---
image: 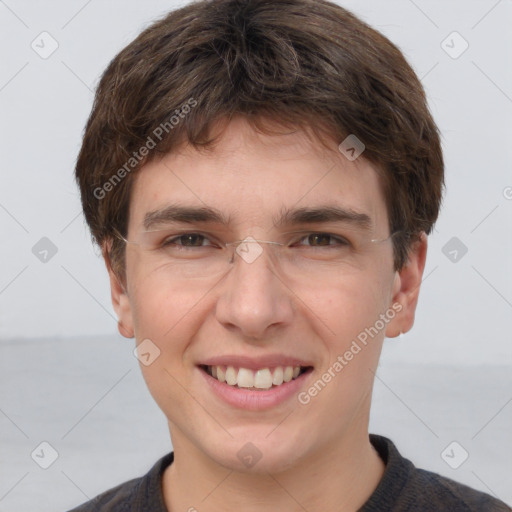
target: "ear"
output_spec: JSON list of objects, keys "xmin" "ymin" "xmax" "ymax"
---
[
  {"xmin": 385, "ymin": 232, "xmax": 428, "ymax": 338},
  {"xmin": 102, "ymin": 241, "xmax": 134, "ymax": 339}
]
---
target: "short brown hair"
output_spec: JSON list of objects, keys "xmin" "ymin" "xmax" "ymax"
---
[{"xmin": 75, "ymin": 0, "xmax": 444, "ymax": 279}]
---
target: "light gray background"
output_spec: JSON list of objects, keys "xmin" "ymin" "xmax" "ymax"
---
[{"xmin": 0, "ymin": 0, "xmax": 511, "ymax": 510}]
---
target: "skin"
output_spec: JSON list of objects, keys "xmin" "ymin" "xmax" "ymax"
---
[{"xmin": 105, "ymin": 116, "xmax": 427, "ymax": 511}]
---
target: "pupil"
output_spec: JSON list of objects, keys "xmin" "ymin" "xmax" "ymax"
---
[
  {"xmin": 309, "ymin": 234, "xmax": 329, "ymax": 246},
  {"xmin": 183, "ymin": 234, "xmax": 203, "ymax": 246}
]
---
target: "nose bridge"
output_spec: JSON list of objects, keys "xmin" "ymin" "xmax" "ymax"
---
[
  {"xmin": 215, "ymin": 236, "xmax": 293, "ymax": 338},
  {"xmin": 228, "ymin": 236, "xmax": 282, "ymax": 265}
]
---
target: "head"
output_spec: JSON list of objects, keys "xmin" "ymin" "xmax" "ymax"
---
[{"xmin": 75, "ymin": 0, "xmax": 443, "ymax": 473}]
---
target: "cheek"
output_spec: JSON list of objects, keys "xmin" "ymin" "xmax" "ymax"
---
[
  {"xmin": 128, "ymin": 262, "xmax": 208, "ymax": 338},
  {"xmin": 303, "ymin": 277, "xmax": 389, "ymax": 414},
  {"xmin": 129, "ymin": 275, "xmax": 203, "ymax": 412},
  {"xmin": 311, "ymin": 271, "xmax": 390, "ymax": 347}
]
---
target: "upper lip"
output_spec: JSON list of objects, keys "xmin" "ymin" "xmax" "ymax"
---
[{"xmin": 198, "ymin": 355, "xmax": 314, "ymax": 371}]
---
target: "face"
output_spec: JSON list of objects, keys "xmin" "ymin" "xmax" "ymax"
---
[{"xmin": 108, "ymin": 116, "xmax": 426, "ymax": 473}]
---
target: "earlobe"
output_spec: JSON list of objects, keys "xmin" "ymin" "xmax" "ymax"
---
[
  {"xmin": 385, "ymin": 232, "xmax": 428, "ymax": 338},
  {"xmin": 102, "ymin": 242, "xmax": 135, "ymax": 339}
]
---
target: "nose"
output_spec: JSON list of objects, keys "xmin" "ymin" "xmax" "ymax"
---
[{"xmin": 214, "ymin": 240, "xmax": 294, "ymax": 340}]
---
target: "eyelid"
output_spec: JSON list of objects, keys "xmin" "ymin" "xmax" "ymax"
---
[
  {"xmin": 151, "ymin": 229, "xmax": 356, "ymax": 246},
  {"xmin": 281, "ymin": 228, "xmax": 351, "ymax": 237},
  {"xmin": 162, "ymin": 232, "xmax": 219, "ymax": 247},
  {"xmin": 291, "ymin": 232, "xmax": 350, "ymax": 246}
]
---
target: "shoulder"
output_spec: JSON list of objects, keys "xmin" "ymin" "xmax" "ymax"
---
[
  {"xmin": 365, "ymin": 435, "xmax": 510, "ymax": 512},
  {"xmin": 67, "ymin": 452, "xmax": 174, "ymax": 512},
  {"xmin": 67, "ymin": 477, "xmax": 139, "ymax": 511},
  {"xmin": 409, "ymin": 467, "xmax": 510, "ymax": 511}
]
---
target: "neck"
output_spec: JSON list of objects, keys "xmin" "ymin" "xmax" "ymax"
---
[{"xmin": 162, "ymin": 427, "xmax": 385, "ymax": 512}]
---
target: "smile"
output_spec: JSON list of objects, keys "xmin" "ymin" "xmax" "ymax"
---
[{"xmin": 201, "ymin": 365, "xmax": 311, "ymax": 390}]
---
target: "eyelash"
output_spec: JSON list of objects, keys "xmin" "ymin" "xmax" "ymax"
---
[{"xmin": 160, "ymin": 232, "xmax": 350, "ymax": 249}]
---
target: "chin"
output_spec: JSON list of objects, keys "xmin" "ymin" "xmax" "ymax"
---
[{"xmin": 203, "ymin": 430, "xmax": 307, "ymax": 475}]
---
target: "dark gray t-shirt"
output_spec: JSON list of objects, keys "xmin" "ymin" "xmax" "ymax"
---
[{"xmin": 68, "ymin": 435, "xmax": 510, "ymax": 511}]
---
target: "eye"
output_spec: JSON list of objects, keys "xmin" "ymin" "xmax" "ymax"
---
[
  {"xmin": 295, "ymin": 233, "xmax": 350, "ymax": 248},
  {"xmin": 162, "ymin": 233, "xmax": 214, "ymax": 248}
]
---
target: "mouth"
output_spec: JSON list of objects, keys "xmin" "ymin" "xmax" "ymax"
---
[{"xmin": 199, "ymin": 364, "xmax": 313, "ymax": 391}]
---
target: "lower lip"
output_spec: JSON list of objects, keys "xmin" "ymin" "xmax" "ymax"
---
[{"xmin": 198, "ymin": 367, "xmax": 312, "ymax": 411}]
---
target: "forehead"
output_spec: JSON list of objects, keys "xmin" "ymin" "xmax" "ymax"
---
[{"xmin": 128, "ymin": 117, "xmax": 389, "ymax": 233}]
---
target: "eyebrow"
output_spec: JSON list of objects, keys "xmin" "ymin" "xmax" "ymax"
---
[
  {"xmin": 143, "ymin": 204, "xmax": 373, "ymax": 231},
  {"xmin": 143, "ymin": 206, "xmax": 230, "ymax": 230},
  {"xmin": 273, "ymin": 205, "xmax": 373, "ymax": 230}
]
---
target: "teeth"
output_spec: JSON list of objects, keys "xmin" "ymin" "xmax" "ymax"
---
[
  {"xmin": 272, "ymin": 366, "xmax": 284, "ymax": 386},
  {"xmin": 225, "ymin": 366, "xmax": 237, "ymax": 386},
  {"xmin": 237, "ymin": 368, "xmax": 254, "ymax": 388},
  {"xmin": 254, "ymin": 368, "xmax": 273, "ymax": 389},
  {"xmin": 206, "ymin": 365, "xmax": 304, "ymax": 389},
  {"xmin": 283, "ymin": 366, "xmax": 294, "ymax": 382}
]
